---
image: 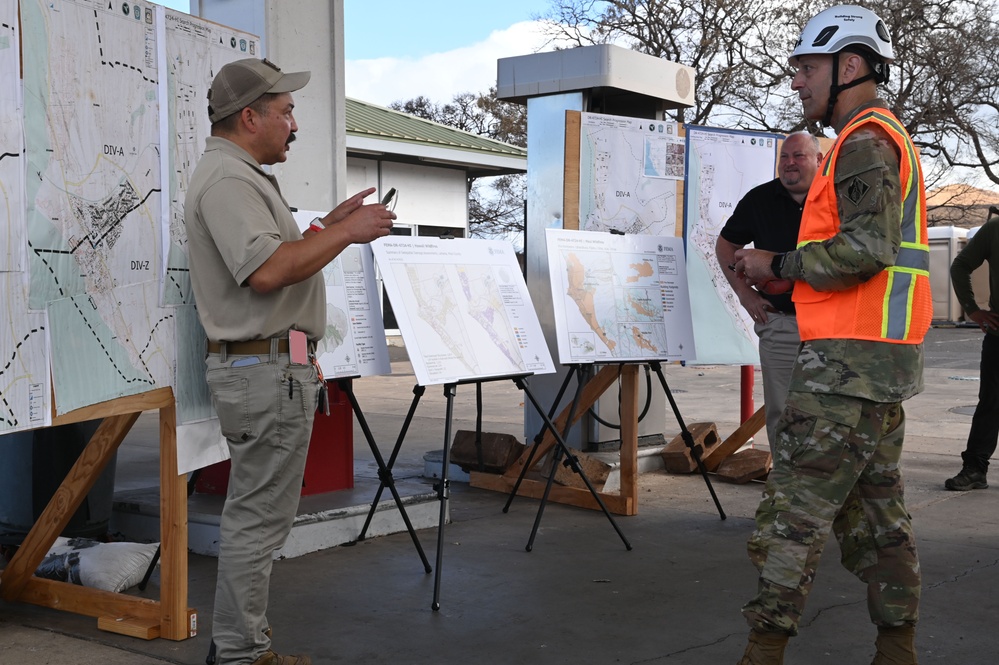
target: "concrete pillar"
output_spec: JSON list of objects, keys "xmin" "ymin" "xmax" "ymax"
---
[
  {"xmin": 497, "ymin": 45, "xmax": 695, "ymax": 449},
  {"xmin": 191, "ymin": 0, "xmax": 346, "ymax": 210}
]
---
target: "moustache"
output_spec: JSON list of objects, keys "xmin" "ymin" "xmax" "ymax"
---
[{"xmin": 287, "ymin": 132, "xmax": 296, "ymax": 144}]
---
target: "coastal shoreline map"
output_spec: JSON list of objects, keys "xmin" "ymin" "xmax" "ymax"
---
[
  {"xmin": 546, "ymin": 228, "xmax": 695, "ymax": 364},
  {"xmin": 684, "ymin": 126, "xmax": 778, "ymax": 364}
]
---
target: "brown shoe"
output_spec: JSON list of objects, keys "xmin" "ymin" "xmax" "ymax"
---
[
  {"xmin": 738, "ymin": 629, "xmax": 789, "ymax": 665},
  {"xmin": 250, "ymin": 650, "xmax": 312, "ymax": 665},
  {"xmin": 872, "ymin": 624, "xmax": 918, "ymax": 664}
]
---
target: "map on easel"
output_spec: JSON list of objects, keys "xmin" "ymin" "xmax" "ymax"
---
[
  {"xmin": 371, "ymin": 236, "xmax": 555, "ymax": 386},
  {"xmin": 291, "ymin": 211, "xmax": 390, "ymax": 379},
  {"xmin": 546, "ymin": 228, "xmax": 696, "ymax": 364}
]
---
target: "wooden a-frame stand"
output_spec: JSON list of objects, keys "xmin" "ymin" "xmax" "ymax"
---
[
  {"xmin": 0, "ymin": 387, "xmax": 195, "ymax": 641},
  {"xmin": 470, "ymin": 364, "xmax": 642, "ymax": 516}
]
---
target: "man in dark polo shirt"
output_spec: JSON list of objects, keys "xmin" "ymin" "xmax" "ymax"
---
[{"xmin": 715, "ymin": 131, "xmax": 823, "ymax": 452}]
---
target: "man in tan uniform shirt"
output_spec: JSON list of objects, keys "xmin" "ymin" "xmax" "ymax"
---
[{"xmin": 184, "ymin": 58, "xmax": 394, "ymax": 665}]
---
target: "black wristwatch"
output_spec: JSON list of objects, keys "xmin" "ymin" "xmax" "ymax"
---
[{"xmin": 771, "ymin": 253, "xmax": 787, "ymax": 279}]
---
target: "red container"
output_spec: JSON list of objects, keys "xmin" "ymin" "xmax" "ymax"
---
[{"xmin": 195, "ymin": 381, "xmax": 354, "ymax": 496}]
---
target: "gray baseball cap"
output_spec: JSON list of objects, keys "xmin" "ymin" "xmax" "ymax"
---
[{"xmin": 207, "ymin": 58, "xmax": 311, "ymax": 123}]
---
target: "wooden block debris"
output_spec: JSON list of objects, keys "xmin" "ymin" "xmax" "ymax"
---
[
  {"xmin": 660, "ymin": 422, "xmax": 720, "ymax": 474},
  {"xmin": 702, "ymin": 406, "xmax": 766, "ymax": 472},
  {"xmin": 715, "ymin": 448, "xmax": 772, "ymax": 484},
  {"xmin": 450, "ymin": 430, "xmax": 525, "ymax": 473},
  {"xmin": 553, "ymin": 450, "xmax": 611, "ymax": 489}
]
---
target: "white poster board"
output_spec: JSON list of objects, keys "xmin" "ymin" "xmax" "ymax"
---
[
  {"xmin": 546, "ymin": 228, "xmax": 696, "ymax": 364},
  {"xmin": 683, "ymin": 126, "xmax": 779, "ymax": 364},
  {"xmin": 578, "ymin": 111, "xmax": 684, "ymax": 236},
  {"xmin": 160, "ymin": 6, "xmax": 259, "ymax": 306},
  {"xmin": 291, "ymin": 210, "xmax": 391, "ymax": 379},
  {"xmin": 371, "ymin": 236, "xmax": 555, "ymax": 386},
  {"xmin": 0, "ymin": 7, "xmax": 48, "ymax": 435}
]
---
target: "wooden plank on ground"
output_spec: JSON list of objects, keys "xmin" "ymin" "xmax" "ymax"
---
[
  {"xmin": 470, "ymin": 472, "xmax": 635, "ymax": 516},
  {"xmin": 98, "ymin": 615, "xmax": 162, "ymax": 640},
  {"xmin": 18, "ymin": 577, "xmax": 162, "ymax": 621},
  {"xmin": 701, "ymin": 406, "xmax": 766, "ymax": 472}
]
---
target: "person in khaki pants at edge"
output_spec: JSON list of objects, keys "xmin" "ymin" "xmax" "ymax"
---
[{"xmin": 184, "ymin": 57, "xmax": 395, "ymax": 665}]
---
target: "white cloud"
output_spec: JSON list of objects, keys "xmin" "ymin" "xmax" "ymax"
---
[{"xmin": 345, "ymin": 21, "xmax": 553, "ymax": 107}]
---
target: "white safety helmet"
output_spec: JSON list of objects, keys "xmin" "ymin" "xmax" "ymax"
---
[
  {"xmin": 790, "ymin": 5, "xmax": 893, "ymax": 125},
  {"xmin": 791, "ymin": 5, "xmax": 894, "ymax": 65}
]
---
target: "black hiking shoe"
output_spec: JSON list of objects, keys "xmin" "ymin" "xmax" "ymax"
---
[{"xmin": 945, "ymin": 467, "xmax": 988, "ymax": 491}]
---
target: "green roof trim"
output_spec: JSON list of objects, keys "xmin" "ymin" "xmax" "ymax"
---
[{"xmin": 345, "ymin": 97, "xmax": 527, "ymax": 159}]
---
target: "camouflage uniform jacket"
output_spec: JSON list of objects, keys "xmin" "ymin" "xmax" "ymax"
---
[
  {"xmin": 951, "ymin": 210, "xmax": 999, "ymax": 336},
  {"xmin": 780, "ymin": 99, "xmax": 924, "ymax": 403}
]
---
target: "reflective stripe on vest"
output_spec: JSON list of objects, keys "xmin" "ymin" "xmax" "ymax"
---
[{"xmin": 793, "ymin": 108, "xmax": 931, "ymax": 343}]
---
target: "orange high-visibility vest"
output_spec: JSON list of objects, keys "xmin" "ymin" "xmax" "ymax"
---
[{"xmin": 792, "ymin": 108, "xmax": 932, "ymax": 344}]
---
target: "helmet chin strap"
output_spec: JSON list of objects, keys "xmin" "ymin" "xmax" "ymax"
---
[{"xmin": 822, "ymin": 51, "xmax": 880, "ymax": 127}]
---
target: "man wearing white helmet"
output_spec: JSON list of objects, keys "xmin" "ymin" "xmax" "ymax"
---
[{"xmin": 732, "ymin": 5, "xmax": 931, "ymax": 664}]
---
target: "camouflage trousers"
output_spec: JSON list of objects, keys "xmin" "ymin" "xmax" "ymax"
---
[{"xmin": 742, "ymin": 390, "xmax": 920, "ymax": 636}]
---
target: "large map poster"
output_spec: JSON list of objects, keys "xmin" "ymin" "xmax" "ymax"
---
[
  {"xmin": 1, "ymin": 3, "xmax": 23, "ymax": 272},
  {"xmin": 372, "ymin": 237, "xmax": 554, "ymax": 386},
  {"xmin": 0, "ymin": 273, "xmax": 50, "ymax": 434},
  {"xmin": 578, "ymin": 111, "xmax": 684, "ymax": 236},
  {"xmin": 22, "ymin": 0, "xmax": 172, "ymax": 414},
  {"xmin": 546, "ymin": 228, "xmax": 695, "ymax": 364},
  {"xmin": 160, "ymin": 8, "xmax": 258, "ymax": 306},
  {"xmin": 0, "ymin": 6, "xmax": 48, "ymax": 435},
  {"xmin": 684, "ymin": 126, "xmax": 778, "ymax": 365}
]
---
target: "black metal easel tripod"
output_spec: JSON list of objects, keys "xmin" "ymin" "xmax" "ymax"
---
[
  {"xmin": 502, "ymin": 361, "xmax": 726, "ymax": 541},
  {"xmin": 430, "ymin": 371, "xmax": 634, "ymax": 610},
  {"xmin": 501, "ymin": 364, "xmax": 633, "ymax": 552},
  {"xmin": 648, "ymin": 360, "xmax": 726, "ymax": 520},
  {"xmin": 339, "ymin": 378, "xmax": 432, "ymax": 574}
]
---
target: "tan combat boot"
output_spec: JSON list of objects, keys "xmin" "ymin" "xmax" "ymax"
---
[
  {"xmin": 738, "ymin": 629, "xmax": 789, "ymax": 665},
  {"xmin": 871, "ymin": 624, "xmax": 918, "ymax": 664},
  {"xmin": 249, "ymin": 650, "xmax": 312, "ymax": 665}
]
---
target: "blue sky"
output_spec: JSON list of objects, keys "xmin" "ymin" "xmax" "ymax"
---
[
  {"xmin": 344, "ymin": 0, "xmax": 547, "ymax": 60},
  {"xmin": 157, "ymin": 1, "xmax": 556, "ymax": 106}
]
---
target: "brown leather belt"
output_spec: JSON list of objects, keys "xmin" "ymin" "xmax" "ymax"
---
[{"xmin": 207, "ymin": 339, "xmax": 289, "ymax": 355}]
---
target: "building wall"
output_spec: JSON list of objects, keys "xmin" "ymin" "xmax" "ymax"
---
[
  {"xmin": 346, "ymin": 157, "xmax": 468, "ymax": 233},
  {"xmin": 194, "ymin": 0, "xmax": 347, "ymax": 209}
]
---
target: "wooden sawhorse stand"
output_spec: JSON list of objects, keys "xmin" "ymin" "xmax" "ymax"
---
[
  {"xmin": 470, "ymin": 364, "xmax": 642, "ymax": 515},
  {"xmin": 0, "ymin": 387, "xmax": 196, "ymax": 641}
]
